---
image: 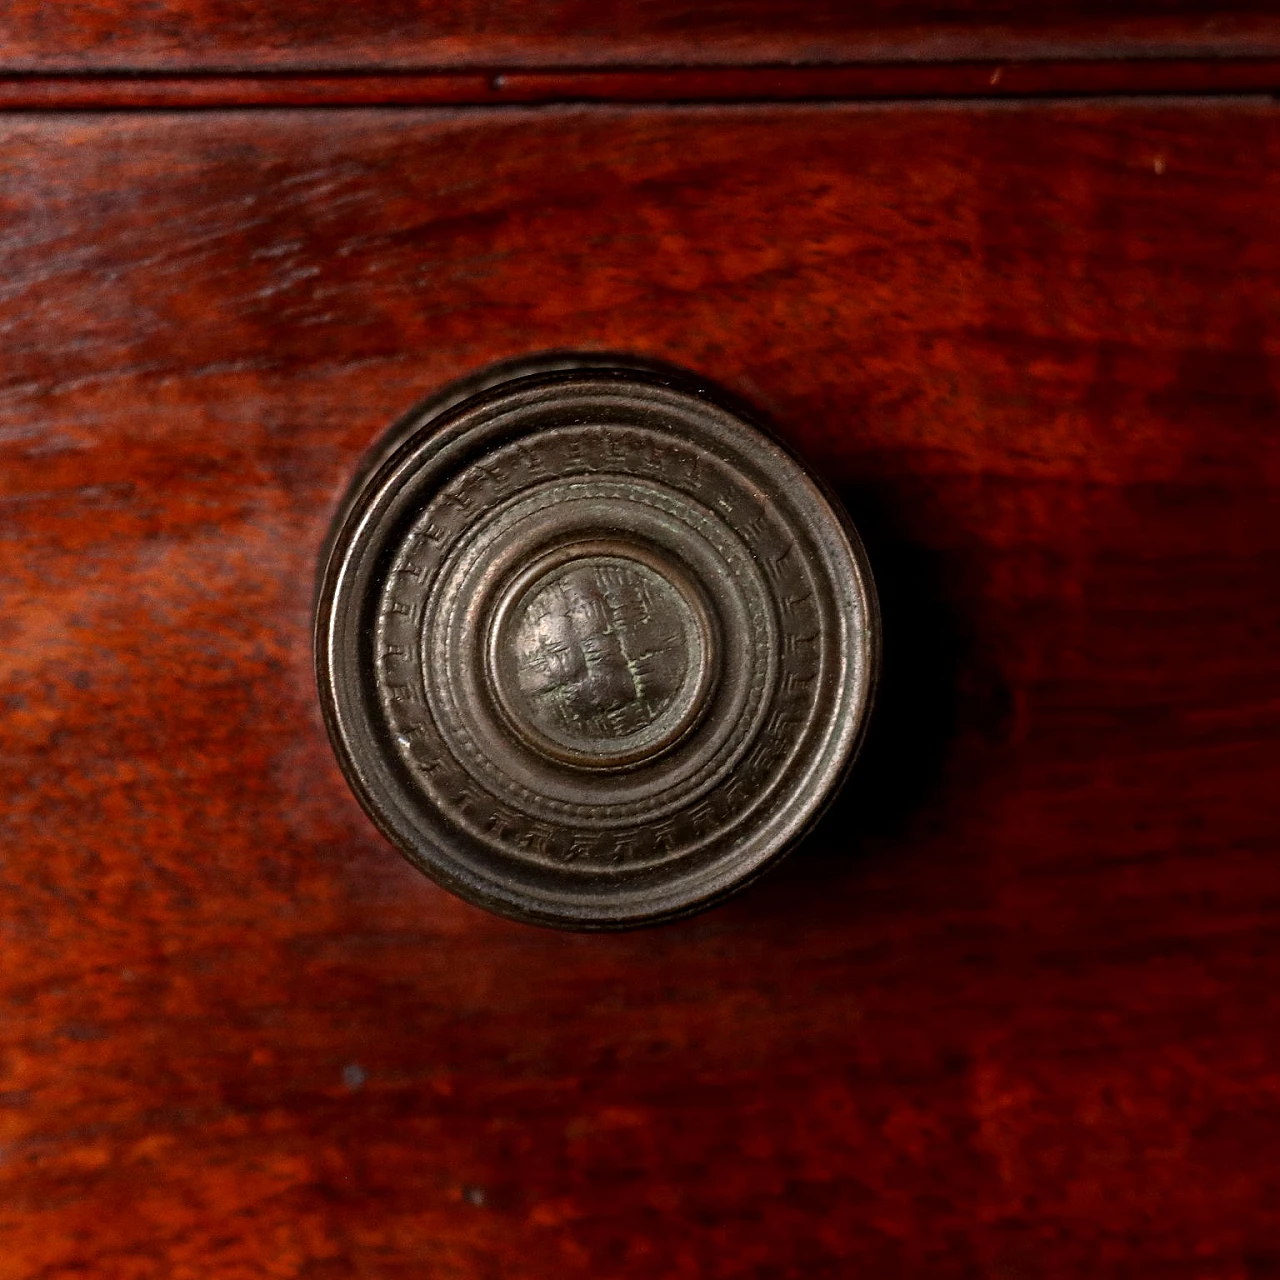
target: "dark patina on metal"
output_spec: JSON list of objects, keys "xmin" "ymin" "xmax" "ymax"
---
[{"xmin": 315, "ymin": 360, "xmax": 879, "ymax": 929}]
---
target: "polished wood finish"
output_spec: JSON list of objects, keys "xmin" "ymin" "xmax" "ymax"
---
[
  {"xmin": 1, "ymin": 1, "xmax": 1279, "ymax": 70},
  {"xmin": 1, "ymin": 101, "xmax": 1277, "ymax": 1276}
]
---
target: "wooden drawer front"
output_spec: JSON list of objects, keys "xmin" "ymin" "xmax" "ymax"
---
[
  {"xmin": 1, "ymin": 1, "xmax": 1278, "ymax": 71},
  {"xmin": 2, "ymin": 103, "xmax": 1278, "ymax": 1276}
]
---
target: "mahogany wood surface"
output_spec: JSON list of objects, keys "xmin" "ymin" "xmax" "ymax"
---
[
  {"xmin": 1, "ymin": 101, "xmax": 1279, "ymax": 1277},
  {"xmin": 2, "ymin": 1, "xmax": 1280, "ymax": 71}
]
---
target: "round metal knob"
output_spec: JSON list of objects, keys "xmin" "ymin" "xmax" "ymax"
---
[{"xmin": 315, "ymin": 360, "xmax": 879, "ymax": 929}]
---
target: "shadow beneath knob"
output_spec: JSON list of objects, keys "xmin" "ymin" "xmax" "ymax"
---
[{"xmin": 750, "ymin": 481, "xmax": 966, "ymax": 903}]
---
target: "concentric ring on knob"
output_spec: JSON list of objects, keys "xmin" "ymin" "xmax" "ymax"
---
[{"xmin": 315, "ymin": 359, "xmax": 879, "ymax": 930}]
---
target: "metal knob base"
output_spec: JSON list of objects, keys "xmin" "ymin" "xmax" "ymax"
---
[{"xmin": 316, "ymin": 359, "xmax": 879, "ymax": 929}]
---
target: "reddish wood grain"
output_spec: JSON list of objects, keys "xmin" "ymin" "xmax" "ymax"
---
[
  {"xmin": 6, "ymin": 58, "xmax": 1280, "ymax": 110},
  {"xmin": 0, "ymin": 102, "xmax": 1278, "ymax": 1277},
  {"xmin": 1, "ymin": 1, "xmax": 1279, "ymax": 71}
]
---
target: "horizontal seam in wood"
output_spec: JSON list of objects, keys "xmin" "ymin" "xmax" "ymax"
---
[{"xmin": 0, "ymin": 61, "xmax": 1277, "ymax": 110}]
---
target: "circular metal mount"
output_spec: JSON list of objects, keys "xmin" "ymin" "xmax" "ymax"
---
[{"xmin": 315, "ymin": 358, "xmax": 879, "ymax": 930}]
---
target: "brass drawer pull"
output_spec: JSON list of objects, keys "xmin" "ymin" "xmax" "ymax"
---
[{"xmin": 316, "ymin": 360, "xmax": 878, "ymax": 928}]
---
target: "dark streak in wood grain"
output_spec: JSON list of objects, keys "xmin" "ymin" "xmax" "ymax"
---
[{"xmin": 0, "ymin": 102, "xmax": 1278, "ymax": 1276}]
